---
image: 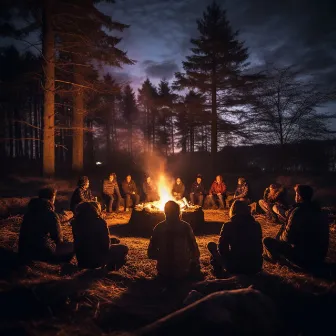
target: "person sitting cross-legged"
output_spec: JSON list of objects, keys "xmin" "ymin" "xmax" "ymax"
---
[
  {"xmin": 263, "ymin": 185, "xmax": 329, "ymax": 269},
  {"xmin": 171, "ymin": 177, "xmax": 185, "ymax": 201},
  {"xmin": 71, "ymin": 201, "xmax": 128, "ymax": 270},
  {"xmin": 70, "ymin": 176, "xmax": 95, "ymax": 213},
  {"xmin": 148, "ymin": 200, "xmax": 200, "ymax": 280},
  {"xmin": 259, "ymin": 183, "xmax": 288, "ymax": 222},
  {"xmin": 122, "ymin": 174, "xmax": 140, "ymax": 211},
  {"xmin": 207, "ymin": 200, "xmax": 263, "ymax": 275},
  {"xmin": 102, "ymin": 173, "xmax": 122, "ymax": 213},
  {"xmin": 19, "ymin": 187, "xmax": 74, "ymax": 264},
  {"xmin": 208, "ymin": 175, "xmax": 227, "ymax": 209}
]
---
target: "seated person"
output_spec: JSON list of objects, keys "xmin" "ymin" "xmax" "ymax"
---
[
  {"xmin": 263, "ymin": 185, "xmax": 329, "ymax": 269},
  {"xmin": 208, "ymin": 200, "xmax": 263, "ymax": 274},
  {"xmin": 19, "ymin": 187, "xmax": 74, "ymax": 264},
  {"xmin": 71, "ymin": 201, "xmax": 128, "ymax": 269},
  {"xmin": 143, "ymin": 176, "xmax": 159, "ymax": 202},
  {"xmin": 190, "ymin": 174, "xmax": 206, "ymax": 206},
  {"xmin": 208, "ymin": 175, "xmax": 227, "ymax": 209},
  {"xmin": 148, "ymin": 201, "xmax": 200, "ymax": 279},
  {"xmin": 227, "ymin": 177, "xmax": 251, "ymax": 206},
  {"xmin": 172, "ymin": 177, "xmax": 185, "ymax": 201},
  {"xmin": 259, "ymin": 184, "xmax": 288, "ymax": 222},
  {"xmin": 102, "ymin": 173, "xmax": 122, "ymax": 213},
  {"xmin": 70, "ymin": 176, "xmax": 95, "ymax": 213},
  {"xmin": 122, "ymin": 174, "xmax": 140, "ymax": 211}
]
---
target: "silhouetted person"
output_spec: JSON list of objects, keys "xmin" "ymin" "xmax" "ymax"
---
[
  {"xmin": 70, "ymin": 176, "xmax": 95, "ymax": 213},
  {"xmin": 208, "ymin": 175, "xmax": 227, "ymax": 209},
  {"xmin": 102, "ymin": 173, "xmax": 122, "ymax": 213},
  {"xmin": 122, "ymin": 174, "xmax": 140, "ymax": 211},
  {"xmin": 172, "ymin": 177, "xmax": 185, "ymax": 201},
  {"xmin": 190, "ymin": 174, "xmax": 206, "ymax": 206},
  {"xmin": 259, "ymin": 184, "xmax": 288, "ymax": 222},
  {"xmin": 143, "ymin": 176, "xmax": 159, "ymax": 202},
  {"xmin": 71, "ymin": 201, "xmax": 128, "ymax": 270},
  {"xmin": 263, "ymin": 185, "xmax": 329, "ymax": 268},
  {"xmin": 148, "ymin": 200, "xmax": 200, "ymax": 279},
  {"xmin": 208, "ymin": 200, "xmax": 263, "ymax": 274},
  {"xmin": 19, "ymin": 187, "xmax": 74, "ymax": 264}
]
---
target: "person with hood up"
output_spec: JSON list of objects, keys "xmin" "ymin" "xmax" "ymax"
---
[
  {"xmin": 70, "ymin": 176, "xmax": 95, "ymax": 213},
  {"xmin": 71, "ymin": 201, "xmax": 128, "ymax": 269},
  {"xmin": 190, "ymin": 174, "xmax": 206, "ymax": 206},
  {"xmin": 171, "ymin": 177, "xmax": 185, "ymax": 201},
  {"xmin": 263, "ymin": 185, "xmax": 329, "ymax": 269},
  {"xmin": 122, "ymin": 175, "xmax": 140, "ymax": 211},
  {"xmin": 148, "ymin": 200, "xmax": 200, "ymax": 280},
  {"xmin": 19, "ymin": 187, "xmax": 74, "ymax": 263},
  {"xmin": 207, "ymin": 200, "xmax": 263, "ymax": 274},
  {"xmin": 208, "ymin": 175, "xmax": 227, "ymax": 209},
  {"xmin": 102, "ymin": 173, "xmax": 122, "ymax": 213}
]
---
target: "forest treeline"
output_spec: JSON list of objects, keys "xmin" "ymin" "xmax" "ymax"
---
[{"xmin": 0, "ymin": 1, "xmax": 335, "ymax": 176}]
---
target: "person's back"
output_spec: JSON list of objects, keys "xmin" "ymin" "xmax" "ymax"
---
[
  {"xmin": 72, "ymin": 202, "xmax": 110, "ymax": 268},
  {"xmin": 148, "ymin": 201, "xmax": 200, "ymax": 279},
  {"xmin": 220, "ymin": 215, "xmax": 263, "ymax": 273},
  {"xmin": 19, "ymin": 197, "xmax": 61, "ymax": 260},
  {"xmin": 281, "ymin": 201, "xmax": 329, "ymax": 264}
]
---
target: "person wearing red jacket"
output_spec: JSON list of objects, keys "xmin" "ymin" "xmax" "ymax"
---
[{"xmin": 208, "ymin": 175, "xmax": 227, "ymax": 209}]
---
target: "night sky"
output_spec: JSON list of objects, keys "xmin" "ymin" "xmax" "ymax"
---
[{"xmin": 99, "ymin": 0, "xmax": 336, "ymax": 91}]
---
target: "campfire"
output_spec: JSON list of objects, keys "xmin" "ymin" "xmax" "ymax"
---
[
  {"xmin": 135, "ymin": 175, "xmax": 198, "ymax": 212},
  {"xmin": 129, "ymin": 175, "xmax": 204, "ymax": 233}
]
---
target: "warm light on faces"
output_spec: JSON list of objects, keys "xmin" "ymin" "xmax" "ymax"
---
[
  {"xmin": 84, "ymin": 181, "xmax": 89, "ymax": 189},
  {"xmin": 109, "ymin": 175, "xmax": 114, "ymax": 182},
  {"xmin": 216, "ymin": 175, "xmax": 221, "ymax": 183},
  {"xmin": 196, "ymin": 178, "xmax": 201, "ymax": 184},
  {"xmin": 147, "ymin": 177, "xmax": 151, "ymax": 183},
  {"xmin": 126, "ymin": 175, "xmax": 131, "ymax": 183},
  {"xmin": 176, "ymin": 178, "xmax": 181, "ymax": 185}
]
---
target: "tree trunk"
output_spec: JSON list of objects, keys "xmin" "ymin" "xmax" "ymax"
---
[
  {"xmin": 42, "ymin": 0, "xmax": 55, "ymax": 176},
  {"xmin": 171, "ymin": 114, "xmax": 174, "ymax": 154},
  {"xmin": 72, "ymin": 63, "xmax": 84, "ymax": 173},
  {"xmin": 211, "ymin": 67, "xmax": 217, "ymax": 169}
]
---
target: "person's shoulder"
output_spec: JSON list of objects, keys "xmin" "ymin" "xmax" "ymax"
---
[
  {"xmin": 153, "ymin": 220, "xmax": 165, "ymax": 230},
  {"xmin": 181, "ymin": 219, "xmax": 192, "ymax": 227}
]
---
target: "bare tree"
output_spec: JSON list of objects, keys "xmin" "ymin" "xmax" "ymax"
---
[{"xmin": 246, "ymin": 66, "xmax": 336, "ymax": 146}]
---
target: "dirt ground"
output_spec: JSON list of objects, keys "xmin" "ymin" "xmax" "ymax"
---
[
  {"xmin": 1, "ymin": 176, "xmax": 336, "ymax": 335},
  {"xmin": 0, "ymin": 208, "xmax": 336, "ymax": 335}
]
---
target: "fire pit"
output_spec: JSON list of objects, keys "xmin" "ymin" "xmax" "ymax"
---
[
  {"xmin": 127, "ymin": 175, "xmax": 204, "ymax": 234},
  {"xmin": 128, "ymin": 202, "xmax": 204, "ymax": 233}
]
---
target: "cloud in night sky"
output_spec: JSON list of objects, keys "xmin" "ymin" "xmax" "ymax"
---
[{"xmin": 98, "ymin": 0, "xmax": 336, "ymax": 94}]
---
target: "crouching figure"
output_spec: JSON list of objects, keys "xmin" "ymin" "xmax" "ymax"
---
[
  {"xmin": 148, "ymin": 200, "xmax": 200, "ymax": 280},
  {"xmin": 208, "ymin": 200, "xmax": 263, "ymax": 275},
  {"xmin": 71, "ymin": 202, "xmax": 128, "ymax": 270}
]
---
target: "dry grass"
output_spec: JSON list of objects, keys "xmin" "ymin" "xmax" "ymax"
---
[{"xmin": 1, "ymin": 203, "xmax": 336, "ymax": 334}]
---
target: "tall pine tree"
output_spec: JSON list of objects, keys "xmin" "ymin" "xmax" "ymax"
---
[
  {"xmin": 121, "ymin": 84, "xmax": 138, "ymax": 155},
  {"xmin": 174, "ymin": 1, "xmax": 249, "ymax": 168}
]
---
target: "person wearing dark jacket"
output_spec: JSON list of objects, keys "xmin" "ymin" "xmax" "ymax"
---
[
  {"xmin": 70, "ymin": 176, "xmax": 95, "ymax": 213},
  {"xmin": 148, "ymin": 201, "xmax": 200, "ymax": 279},
  {"xmin": 208, "ymin": 200, "xmax": 263, "ymax": 274},
  {"xmin": 71, "ymin": 201, "xmax": 128, "ymax": 269},
  {"xmin": 190, "ymin": 174, "xmax": 206, "ymax": 206},
  {"xmin": 143, "ymin": 176, "xmax": 159, "ymax": 202},
  {"xmin": 172, "ymin": 177, "xmax": 185, "ymax": 201},
  {"xmin": 102, "ymin": 173, "xmax": 122, "ymax": 213},
  {"xmin": 208, "ymin": 175, "xmax": 227, "ymax": 209},
  {"xmin": 122, "ymin": 175, "xmax": 140, "ymax": 211},
  {"xmin": 19, "ymin": 187, "xmax": 74, "ymax": 264},
  {"xmin": 263, "ymin": 185, "xmax": 329, "ymax": 268},
  {"xmin": 259, "ymin": 184, "xmax": 288, "ymax": 222}
]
